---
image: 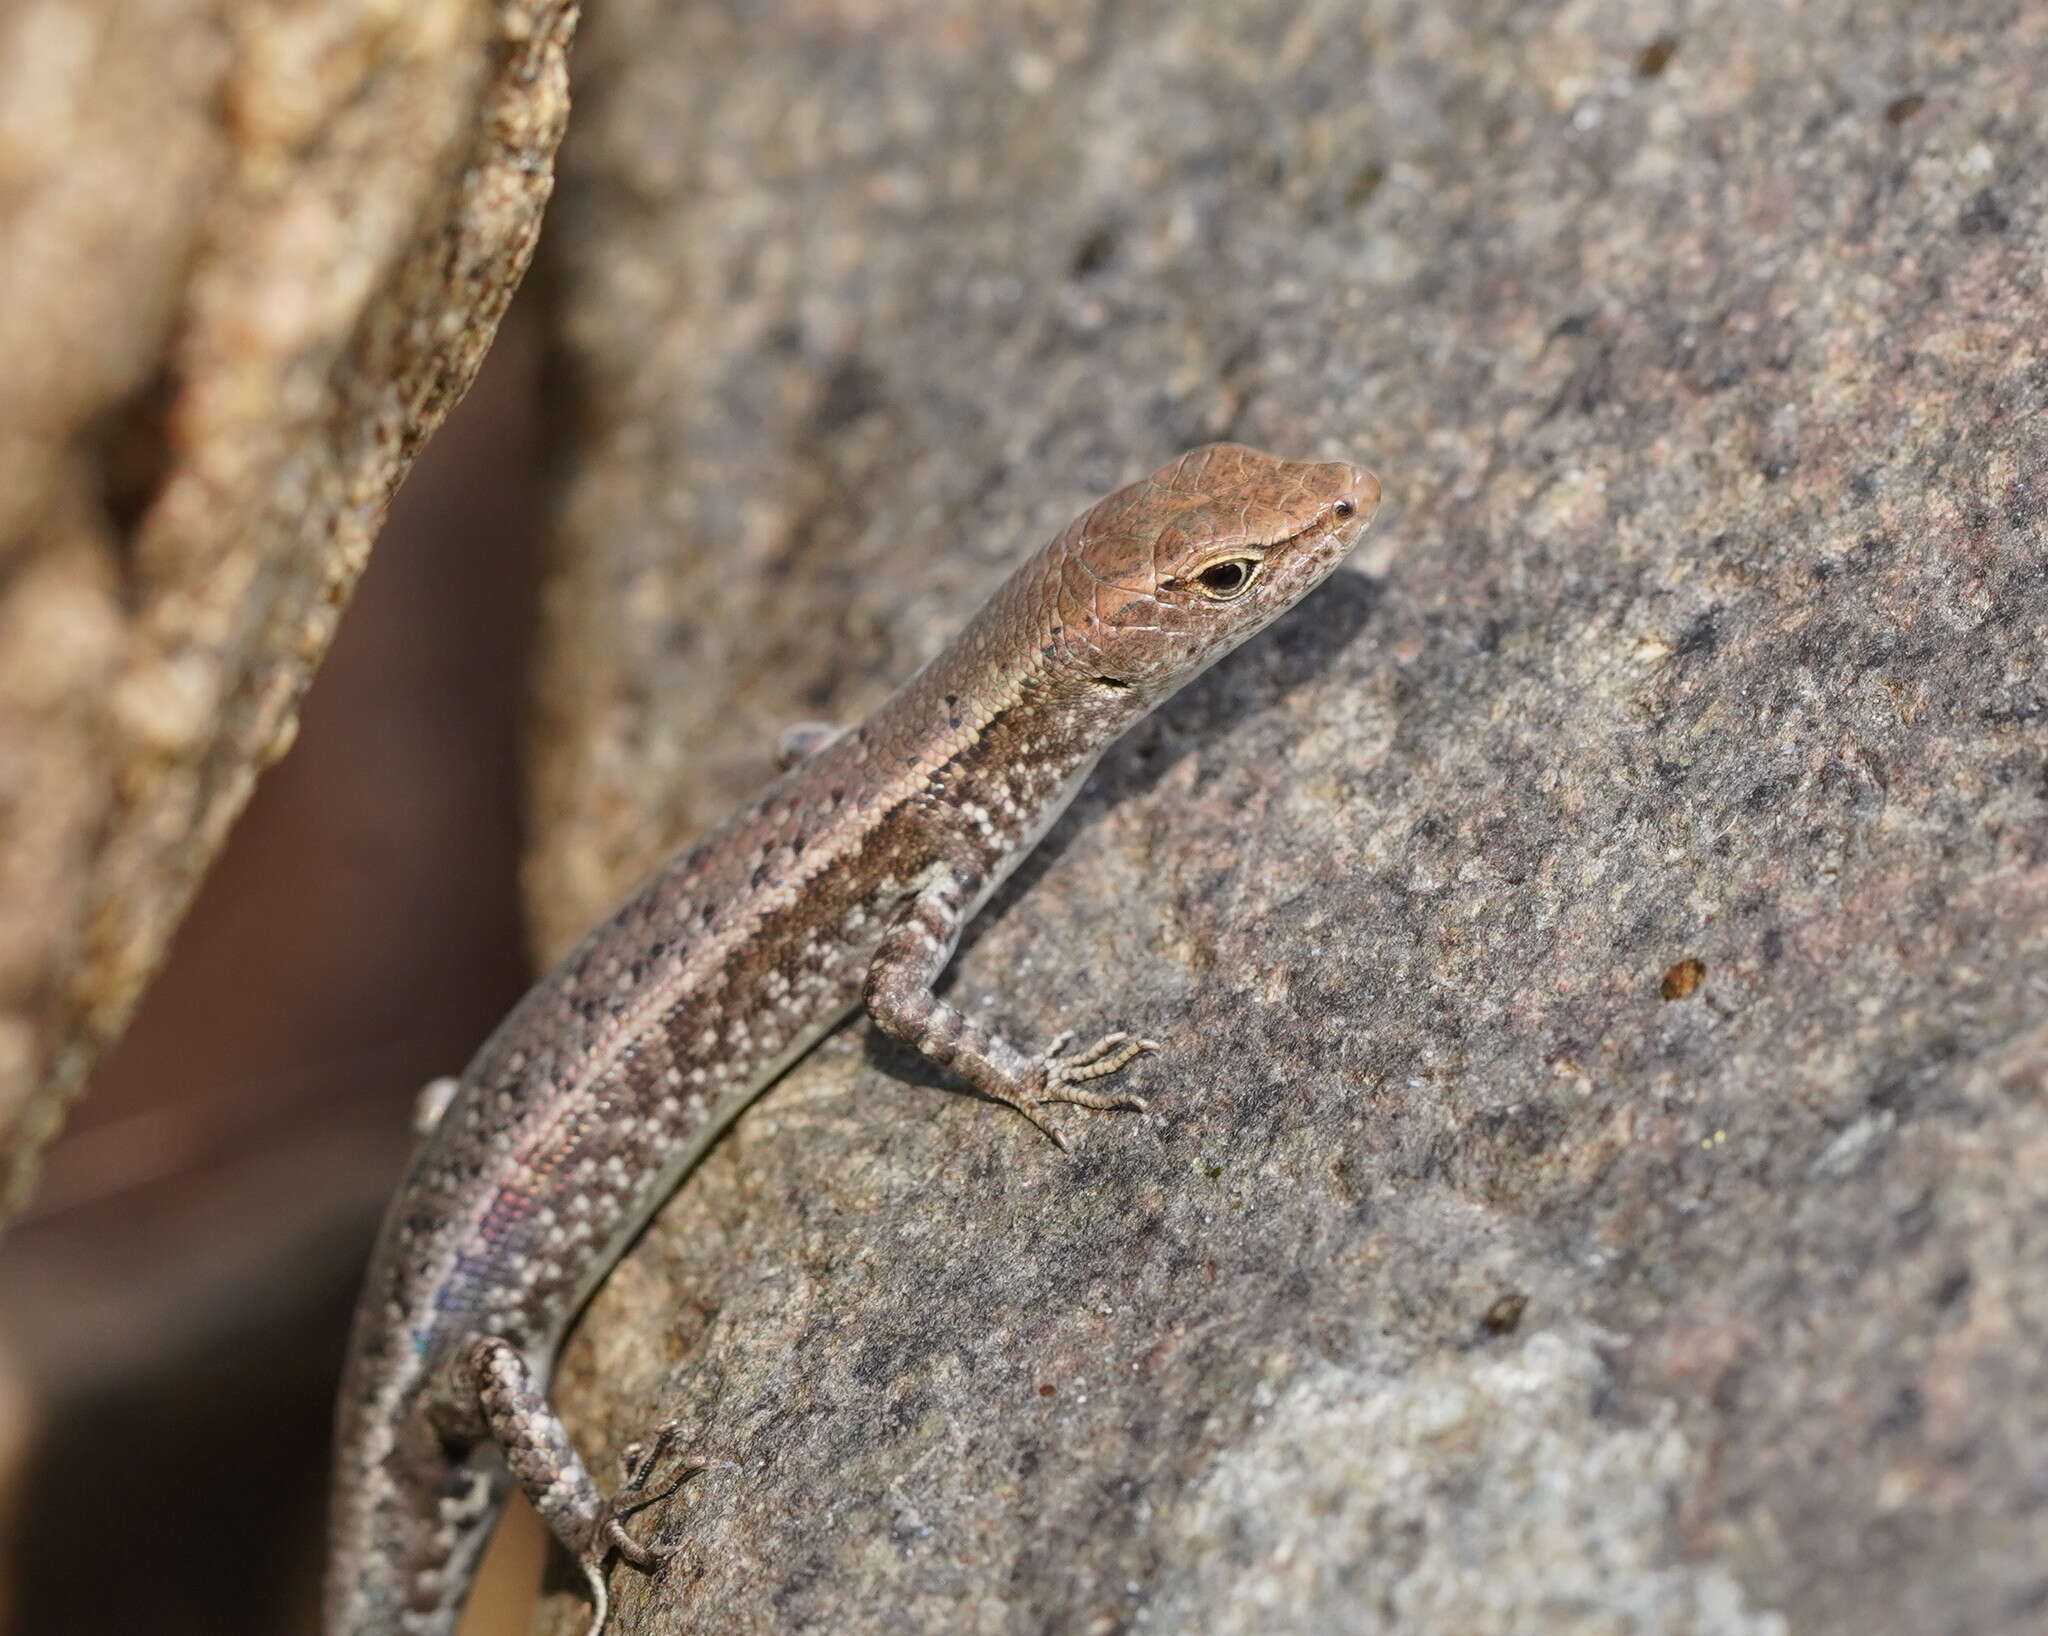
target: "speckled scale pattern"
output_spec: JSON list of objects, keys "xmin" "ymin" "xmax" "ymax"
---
[{"xmin": 325, "ymin": 444, "xmax": 1380, "ymax": 1635}]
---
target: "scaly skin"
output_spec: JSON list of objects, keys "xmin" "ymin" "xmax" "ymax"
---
[{"xmin": 325, "ymin": 443, "xmax": 1382, "ymax": 1635}]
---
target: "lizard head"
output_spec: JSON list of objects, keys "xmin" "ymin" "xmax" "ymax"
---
[{"xmin": 1042, "ymin": 442, "xmax": 1381, "ymax": 698}]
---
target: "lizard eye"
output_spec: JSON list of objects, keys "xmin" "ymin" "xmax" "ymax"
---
[
  {"xmin": 1192, "ymin": 557, "xmax": 1261, "ymax": 600},
  {"xmin": 1334, "ymin": 498, "xmax": 1356, "ymax": 519}
]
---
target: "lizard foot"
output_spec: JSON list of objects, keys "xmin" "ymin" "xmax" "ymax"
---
[
  {"xmin": 577, "ymin": 1422, "xmax": 716, "ymax": 1634},
  {"xmin": 1007, "ymin": 1031, "xmax": 1158, "ymax": 1148},
  {"xmin": 1042, "ymin": 1029, "xmax": 1159, "ymax": 1098},
  {"xmin": 597, "ymin": 1420, "xmax": 710, "ymax": 1568}
]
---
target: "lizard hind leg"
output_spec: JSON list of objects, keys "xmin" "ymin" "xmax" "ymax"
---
[{"xmin": 457, "ymin": 1337, "xmax": 709, "ymax": 1633}]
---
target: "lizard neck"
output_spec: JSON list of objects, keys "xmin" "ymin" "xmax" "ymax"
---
[{"xmin": 858, "ymin": 572, "xmax": 1154, "ymax": 861}]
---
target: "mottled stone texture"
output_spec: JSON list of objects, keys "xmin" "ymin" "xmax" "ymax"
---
[
  {"xmin": 536, "ymin": 1, "xmax": 2044, "ymax": 1633},
  {"xmin": 0, "ymin": 0, "xmax": 576, "ymax": 1219}
]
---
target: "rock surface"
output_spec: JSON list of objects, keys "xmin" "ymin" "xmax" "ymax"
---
[
  {"xmin": 535, "ymin": 2, "xmax": 2045, "ymax": 1632},
  {"xmin": 0, "ymin": 0, "xmax": 576, "ymax": 1219}
]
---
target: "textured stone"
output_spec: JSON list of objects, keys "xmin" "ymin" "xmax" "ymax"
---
[
  {"xmin": 1147, "ymin": 1334, "xmax": 1783, "ymax": 1636},
  {"xmin": 535, "ymin": 2, "xmax": 2046, "ymax": 1632},
  {"xmin": 0, "ymin": 0, "xmax": 578, "ymax": 1220}
]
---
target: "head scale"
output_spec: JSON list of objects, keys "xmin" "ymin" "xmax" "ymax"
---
[{"xmin": 1043, "ymin": 443, "xmax": 1381, "ymax": 697}]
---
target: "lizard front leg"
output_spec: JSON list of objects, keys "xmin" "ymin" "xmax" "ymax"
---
[
  {"xmin": 863, "ymin": 870, "xmax": 1156, "ymax": 1147},
  {"xmin": 449, "ymin": 1338, "xmax": 707, "ymax": 1635},
  {"xmin": 774, "ymin": 720, "xmax": 845, "ymax": 769}
]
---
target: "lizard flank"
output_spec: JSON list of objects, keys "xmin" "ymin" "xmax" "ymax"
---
[{"xmin": 325, "ymin": 443, "xmax": 1382, "ymax": 1635}]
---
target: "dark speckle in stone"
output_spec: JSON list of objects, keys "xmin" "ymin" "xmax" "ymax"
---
[{"xmin": 1958, "ymin": 190, "xmax": 2009, "ymax": 235}]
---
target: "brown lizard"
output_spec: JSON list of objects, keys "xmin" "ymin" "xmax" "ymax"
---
[{"xmin": 325, "ymin": 442, "xmax": 1382, "ymax": 1634}]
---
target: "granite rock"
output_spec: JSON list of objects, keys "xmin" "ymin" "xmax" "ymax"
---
[{"xmin": 534, "ymin": 2, "xmax": 2046, "ymax": 1631}]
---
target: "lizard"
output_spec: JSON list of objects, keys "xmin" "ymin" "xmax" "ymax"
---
[{"xmin": 324, "ymin": 441, "xmax": 1382, "ymax": 1636}]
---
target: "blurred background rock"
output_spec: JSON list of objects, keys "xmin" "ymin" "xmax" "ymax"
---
[{"xmin": 0, "ymin": 0, "xmax": 571, "ymax": 1628}]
